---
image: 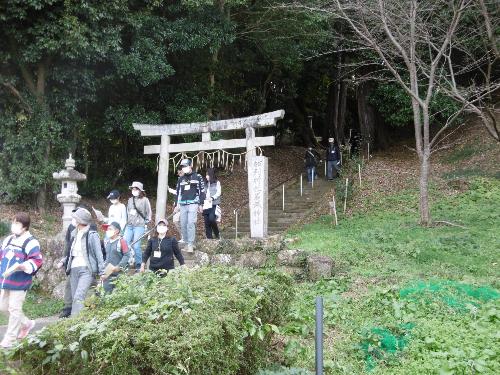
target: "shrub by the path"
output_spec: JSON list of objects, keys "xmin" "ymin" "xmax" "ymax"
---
[{"xmin": 13, "ymin": 267, "xmax": 294, "ymax": 375}]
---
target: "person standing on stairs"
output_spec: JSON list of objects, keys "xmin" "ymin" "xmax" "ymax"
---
[
  {"xmin": 304, "ymin": 147, "xmax": 320, "ymax": 183},
  {"xmin": 326, "ymin": 137, "xmax": 341, "ymax": 180},
  {"xmin": 103, "ymin": 190, "xmax": 127, "ymax": 236},
  {"xmin": 174, "ymin": 159, "xmax": 206, "ymax": 252},
  {"xmin": 203, "ymin": 168, "xmax": 221, "ymax": 239},
  {"xmin": 124, "ymin": 182, "xmax": 152, "ymax": 271}
]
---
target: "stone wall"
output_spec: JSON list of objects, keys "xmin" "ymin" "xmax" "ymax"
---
[
  {"xmin": 35, "ymin": 237, "xmax": 67, "ymax": 297},
  {"xmin": 1, "ymin": 233, "xmax": 334, "ymax": 298},
  {"xmin": 182, "ymin": 236, "xmax": 335, "ymax": 281}
]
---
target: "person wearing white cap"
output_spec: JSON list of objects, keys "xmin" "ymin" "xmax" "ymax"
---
[
  {"xmin": 173, "ymin": 159, "xmax": 205, "ymax": 252},
  {"xmin": 124, "ymin": 182, "xmax": 152, "ymax": 270}
]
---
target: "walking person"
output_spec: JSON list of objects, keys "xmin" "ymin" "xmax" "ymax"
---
[
  {"xmin": 64, "ymin": 208, "xmax": 104, "ymax": 316},
  {"xmin": 104, "ymin": 190, "xmax": 127, "ymax": 235},
  {"xmin": 101, "ymin": 222, "xmax": 129, "ymax": 293},
  {"xmin": 124, "ymin": 182, "xmax": 152, "ymax": 270},
  {"xmin": 140, "ymin": 218, "xmax": 184, "ymax": 274},
  {"xmin": 174, "ymin": 159, "xmax": 205, "ymax": 252},
  {"xmin": 326, "ymin": 137, "xmax": 341, "ymax": 180},
  {"xmin": 0, "ymin": 212, "xmax": 43, "ymax": 348},
  {"xmin": 304, "ymin": 147, "xmax": 320, "ymax": 183},
  {"xmin": 203, "ymin": 168, "xmax": 221, "ymax": 239},
  {"xmin": 57, "ymin": 206, "xmax": 98, "ymax": 318}
]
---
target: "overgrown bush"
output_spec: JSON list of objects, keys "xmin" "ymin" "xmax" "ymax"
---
[
  {"xmin": 0, "ymin": 221, "xmax": 9, "ymax": 237},
  {"xmin": 13, "ymin": 267, "xmax": 294, "ymax": 375},
  {"xmin": 257, "ymin": 366, "xmax": 313, "ymax": 375}
]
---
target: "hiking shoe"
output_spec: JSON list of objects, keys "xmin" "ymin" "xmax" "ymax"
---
[
  {"xmin": 59, "ymin": 308, "xmax": 71, "ymax": 318},
  {"xmin": 17, "ymin": 320, "xmax": 35, "ymax": 340},
  {"xmin": 0, "ymin": 339, "xmax": 14, "ymax": 349},
  {"xmin": 186, "ymin": 244, "xmax": 194, "ymax": 253}
]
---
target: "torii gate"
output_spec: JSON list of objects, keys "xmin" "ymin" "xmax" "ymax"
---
[{"xmin": 133, "ymin": 109, "xmax": 285, "ymax": 238}]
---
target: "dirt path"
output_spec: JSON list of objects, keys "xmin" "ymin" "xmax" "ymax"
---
[{"xmin": 0, "ymin": 315, "xmax": 59, "ymax": 340}]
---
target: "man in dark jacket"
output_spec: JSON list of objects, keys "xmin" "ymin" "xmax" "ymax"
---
[
  {"xmin": 304, "ymin": 147, "xmax": 320, "ymax": 183},
  {"xmin": 326, "ymin": 137, "xmax": 341, "ymax": 180},
  {"xmin": 174, "ymin": 159, "xmax": 205, "ymax": 253}
]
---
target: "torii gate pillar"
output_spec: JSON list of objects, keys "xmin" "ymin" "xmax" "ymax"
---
[{"xmin": 156, "ymin": 135, "xmax": 170, "ymax": 221}]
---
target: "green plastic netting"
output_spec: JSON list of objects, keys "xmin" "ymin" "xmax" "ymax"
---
[
  {"xmin": 399, "ymin": 280, "xmax": 499, "ymax": 311},
  {"xmin": 359, "ymin": 280, "xmax": 499, "ymax": 371},
  {"xmin": 360, "ymin": 323, "xmax": 414, "ymax": 371}
]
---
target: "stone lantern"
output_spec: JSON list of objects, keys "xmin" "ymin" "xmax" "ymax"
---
[{"xmin": 53, "ymin": 154, "xmax": 86, "ymax": 234}]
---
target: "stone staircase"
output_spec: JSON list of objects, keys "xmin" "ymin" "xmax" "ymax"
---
[{"xmin": 220, "ymin": 176, "xmax": 333, "ymax": 238}]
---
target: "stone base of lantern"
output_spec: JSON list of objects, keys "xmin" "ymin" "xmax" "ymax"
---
[{"xmin": 56, "ymin": 194, "xmax": 82, "ymax": 236}]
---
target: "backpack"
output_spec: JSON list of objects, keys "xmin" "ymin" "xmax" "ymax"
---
[{"xmin": 4, "ymin": 235, "xmax": 41, "ymax": 276}]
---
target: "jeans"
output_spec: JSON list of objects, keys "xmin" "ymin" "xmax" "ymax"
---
[
  {"xmin": 327, "ymin": 160, "xmax": 339, "ymax": 179},
  {"xmin": 70, "ymin": 266, "xmax": 94, "ymax": 316},
  {"xmin": 203, "ymin": 205, "xmax": 220, "ymax": 239},
  {"xmin": 180, "ymin": 204, "xmax": 198, "ymax": 245},
  {"xmin": 124, "ymin": 225, "xmax": 146, "ymax": 267},
  {"xmin": 62, "ymin": 277, "xmax": 72, "ymax": 312},
  {"xmin": 0, "ymin": 289, "xmax": 30, "ymax": 346},
  {"xmin": 306, "ymin": 166, "xmax": 315, "ymax": 182}
]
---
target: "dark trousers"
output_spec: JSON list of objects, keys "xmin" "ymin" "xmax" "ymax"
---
[{"xmin": 203, "ymin": 205, "xmax": 220, "ymax": 239}]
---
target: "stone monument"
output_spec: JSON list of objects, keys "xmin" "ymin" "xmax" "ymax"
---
[
  {"xmin": 53, "ymin": 154, "xmax": 86, "ymax": 235},
  {"xmin": 248, "ymin": 156, "xmax": 268, "ymax": 238}
]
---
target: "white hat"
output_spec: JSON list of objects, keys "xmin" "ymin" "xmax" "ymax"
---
[
  {"xmin": 328, "ymin": 137, "xmax": 334, "ymax": 142},
  {"xmin": 180, "ymin": 159, "xmax": 192, "ymax": 167},
  {"xmin": 129, "ymin": 181, "xmax": 145, "ymax": 191}
]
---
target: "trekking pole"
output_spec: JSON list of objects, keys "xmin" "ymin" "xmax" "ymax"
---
[{"xmin": 129, "ymin": 213, "xmax": 175, "ymax": 248}]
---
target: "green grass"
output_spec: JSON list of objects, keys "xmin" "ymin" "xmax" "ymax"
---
[
  {"xmin": 281, "ymin": 177, "xmax": 500, "ymax": 374},
  {"xmin": 0, "ymin": 291, "xmax": 63, "ymax": 325}
]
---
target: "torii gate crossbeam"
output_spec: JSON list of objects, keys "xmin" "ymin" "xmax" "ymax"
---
[{"xmin": 133, "ymin": 110, "xmax": 285, "ymax": 238}]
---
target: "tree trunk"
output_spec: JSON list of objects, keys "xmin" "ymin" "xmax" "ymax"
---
[
  {"xmin": 325, "ymin": 80, "xmax": 336, "ymax": 141},
  {"xmin": 337, "ymin": 80, "xmax": 347, "ymax": 144},
  {"xmin": 357, "ymin": 82, "xmax": 376, "ymax": 153},
  {"xmin": 36, "ymin": 185, "xmax": 47, "ymax": 214},
  {"xmin": 418, "ymin": 152, "xmax": 431, "ymax": 225}
]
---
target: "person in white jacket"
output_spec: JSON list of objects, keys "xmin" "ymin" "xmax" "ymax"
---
[{"xmin": 104, "ymin": 190, "xmax": 127, "ymax": 235}]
